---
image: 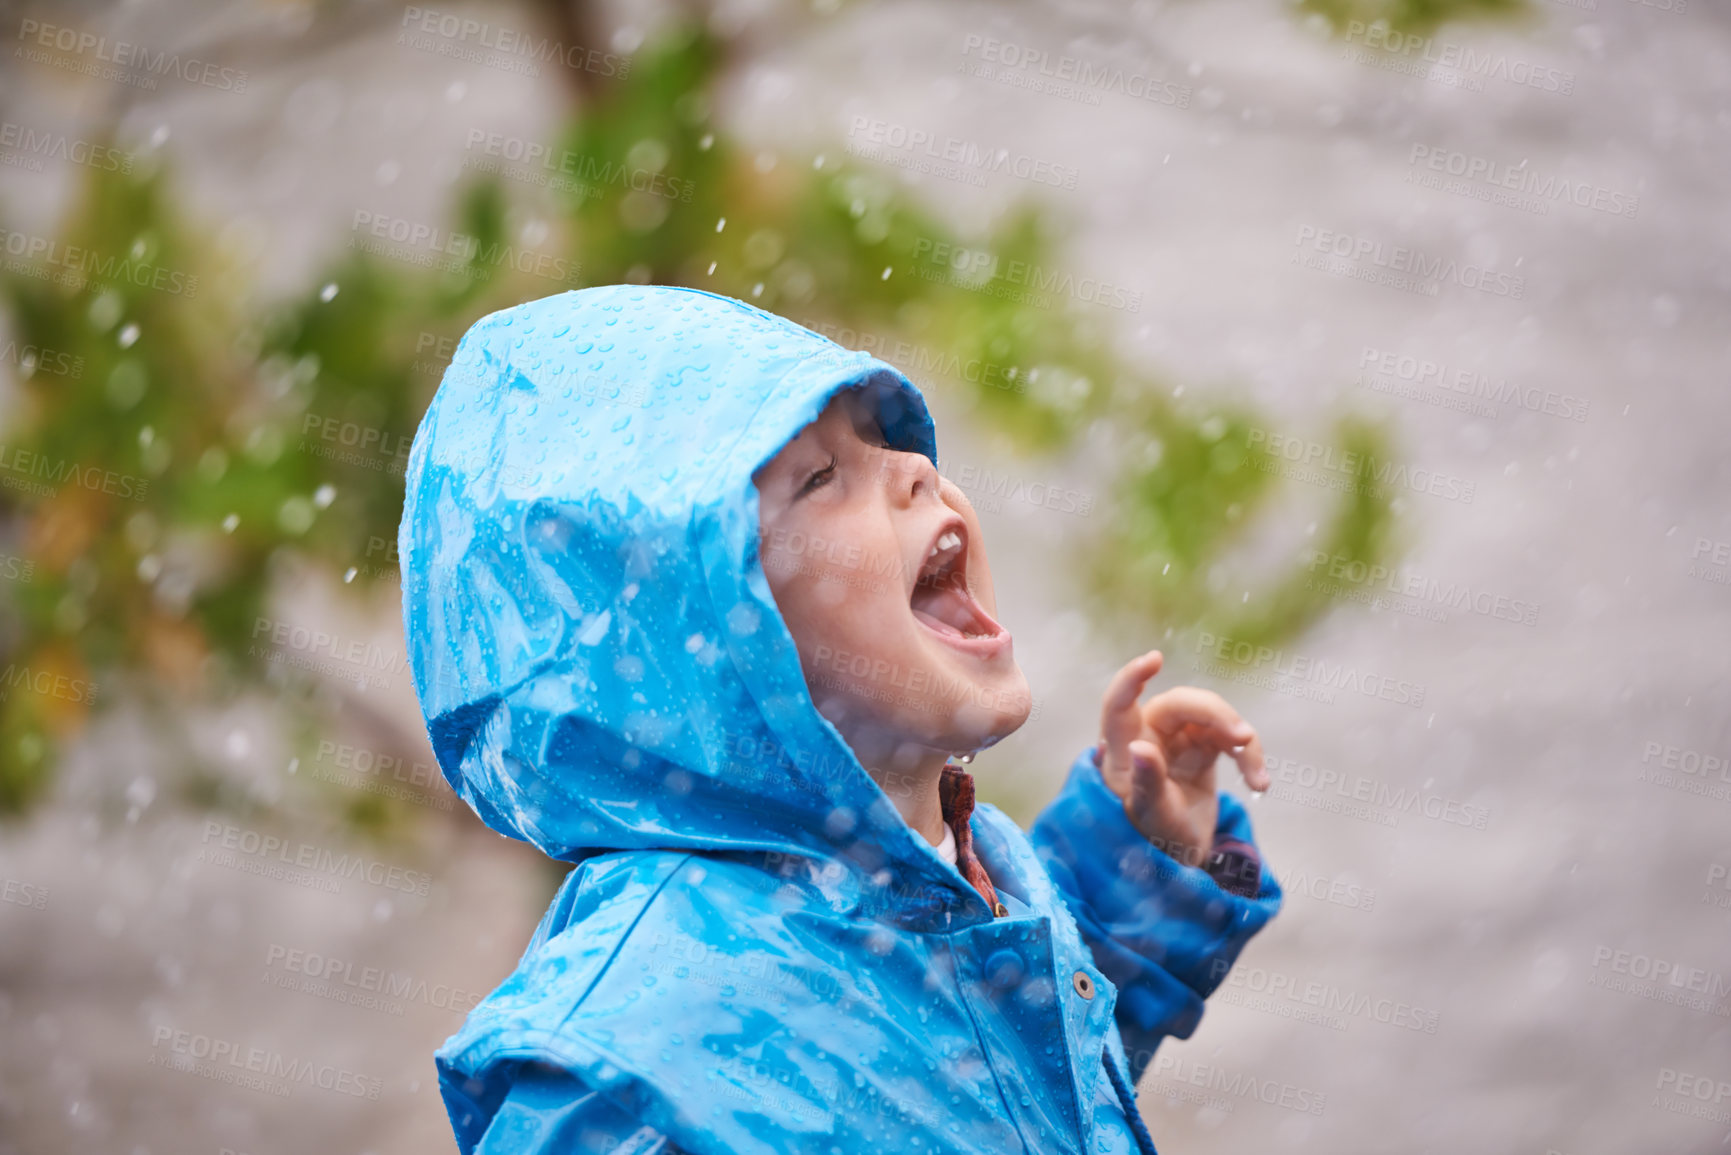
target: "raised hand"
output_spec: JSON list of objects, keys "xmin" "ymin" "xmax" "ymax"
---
[{"xmin": 1096, "ymin": 650, "xmax": 1270, "ymax": 867}]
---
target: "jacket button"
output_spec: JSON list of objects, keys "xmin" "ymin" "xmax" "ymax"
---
[
  {"xmin": 992, "ymin": 901, "xmax": 1008, "ymax": 917},
  {"xmin": 1072, "ymin": 971, "xmax": 1095, "ymax": 999},
  {"xmin": 985, "ymin": 948, "xmax": 1024, "ymax": 989}
]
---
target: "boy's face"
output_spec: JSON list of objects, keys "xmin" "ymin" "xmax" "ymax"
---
[{"xmin": 753, "ymin": 389, "xmax": 1032, "ymax": 761}]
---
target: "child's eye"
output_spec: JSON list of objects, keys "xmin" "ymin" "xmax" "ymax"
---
[{"xmin": 800, "ymin": 454, "xmax": 838, "ymax": 496}]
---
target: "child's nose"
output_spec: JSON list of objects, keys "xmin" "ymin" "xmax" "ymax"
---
[{"xmin": 882, "ymin": 449, "xmax": 939, "ymax": 507}]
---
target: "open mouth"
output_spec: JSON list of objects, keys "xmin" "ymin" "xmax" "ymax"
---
[{"xmin": 909, "ymin": 520, "xmax": 1007, "ymax": 647}]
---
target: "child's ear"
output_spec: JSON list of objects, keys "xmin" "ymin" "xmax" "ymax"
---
[{"xmin": 937, "ymin": 476, "xmax": 998, "ymax": 620}]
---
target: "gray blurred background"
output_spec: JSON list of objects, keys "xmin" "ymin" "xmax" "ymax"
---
[{"xmin": 0, "ymin": 0, "xmax": 1727, "ymax": 1152}]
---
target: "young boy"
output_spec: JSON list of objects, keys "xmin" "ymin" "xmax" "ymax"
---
[{"xmin": 399, "ymin": 285, "xmax": 1282, "ymax": 1155}]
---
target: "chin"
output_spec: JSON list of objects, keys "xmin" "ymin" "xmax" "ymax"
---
[
  {"xmin": 911, "ymin": 647, "xmax": 1033, "ymax": 757},
  {"xmin": 809, "ymin": 632, "xmax": 1031, "ymax": 762}
]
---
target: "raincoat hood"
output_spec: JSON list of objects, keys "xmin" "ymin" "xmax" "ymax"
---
[{"xmin": 399, "ymin": 284, "xmax": 982, "ymax": 918}]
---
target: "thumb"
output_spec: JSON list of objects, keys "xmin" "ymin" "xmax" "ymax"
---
[{"xmin": 1128, "ymin": 738, "xmax": 1169, "ymax": 791}]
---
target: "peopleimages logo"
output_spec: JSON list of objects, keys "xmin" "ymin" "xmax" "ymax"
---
[
  {"xmin": 0, "ymin": 121, "xmax": 132, "ymax": 173},
  {"xmin": 1143, "ymin": 1053, "xmax": 1328, "ymax": 1116},
  {"xmin": 1341, "ymin": 21, "xmax": 1574, "ymax": 95},
  {"xmin": 1293, "ymin": 225, "xmax": 1524, "ymax": 300},
  {"xmin": 846, "ymin": 116, "xmax": 1080, "ymax": 191},
  {"xmin": 909, "ymin": 238, "xmax": 1142, "ymax": 313},
  {"xmin": 263, "ymin": 944, "xmax": 483, "ymax": 1014},
  {"xmin": 348, "ymin": 210, "xmax": 581, "ymax": 287},
  {"xmin": 798, "ymin": 318, "xmax": 1030, "ymax": 396},
  {"xmin": 1655, "ymin": 1068, "xmax": 1731, "ymax": 1110},
  {"xmin": 1194, "ymin": 631, "xmax": 1427, "ymax": 709},
  {"xmin": 396, "ymin": 7, "xmax": 630, "ymax": 79},
  {"xmin": 1588, "ymin": 945, "xmax": 1731, "ymax": 1016},
  {"xmin": 463, "ymin": 130, "xmax": 694, "ymax": 202},
  {"xmin": 1270, "ymin": 866, "xmax": 1377, "ymax": 912},
  {"xmin": 16, "ymin": 18, "xmax": 250, "ymax": 92},
  {"xmin": 148, "ymin": 1026, "xmax": 381, "ymax": 1099},
  {"xmin": 938, "ymin": 461, "xmax": 1094, "ymax": 518},
  {"xmin": 958, "ymin": 35, "xmax": 1193, "ymax": 108},
  {"xmin": 1264, "ymin": 754, "xmax": 1492, "ymax": 832},
  {"xmin": 0, "ymin": 227, "xmax": 199, "ymax": 300},
  {"xmin": 1357, "ymin": 346, "xmax": 1589, "ymax": 424},
  {"xmin": 1210, "ymin": 960, "xmax": 1442, "ymax": 1034},
  {"xmin": 1304, "ymin": 548, "xmax": 1540, "ymax": 629},
  {"xmin": 1248, "ymin": 426, "xmax": 1477, "ymax": 505},
  {"xmin": 1638, "ymin": 739, "xmax": 1731, "ymax": 804},
  {"xmin": 0, "ymin": 337, "xmax": 83, "ymax": 380},
  {"xmin": 248, "ymin": 615, "xmax": 410, "ymax": 688},
  {"xmin": 199, "ymin": 821, "xmax": 432, "ymax": 896},
  {"xmin": 1406, "ymin": 144, "xmax": 1638, "ymax": 219},
  {"xmin": 809, "ymin": 643, "xmax": 1037, "ymax": 720},
  {"xmin": 0, "ymin": 662, "xmax": 99, "ymax": 706}
]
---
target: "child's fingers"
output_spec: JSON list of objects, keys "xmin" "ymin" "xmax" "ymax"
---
[
  {"xmin": 1147, "ymin": 688, "xmax": 1267, "ymax": 789},
  {"xmin": 1098, "ymin": 650, "xmax": 1164, "ymax": 784},
  {"xmin": 1143, "ymin": 687, "xmax": 1253, "ymax": 744},
  {"xmin": 1232, "ymin": 730, "xmax": 1270, "ymax": 792},
  {"xmin": 1101, "ymin": 651, "xmax": 1163, "ymax": 731}
]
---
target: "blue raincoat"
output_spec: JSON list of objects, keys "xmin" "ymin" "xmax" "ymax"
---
[{"xmin": 399, "ymin": 285, "xmax": 1282, "ymax": 1155}]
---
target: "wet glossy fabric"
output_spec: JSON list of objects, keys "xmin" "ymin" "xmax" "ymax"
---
[{"xmin": 398, "ymin": 286, "xmax": 1283, "ymax": 1154}]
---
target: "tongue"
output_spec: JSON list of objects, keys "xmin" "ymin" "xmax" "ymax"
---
[{"xmin": 911, "ymin": 579, "xmax": 992, "ymax": 638}]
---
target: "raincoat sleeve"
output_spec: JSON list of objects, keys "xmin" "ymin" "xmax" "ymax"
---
[
  {"xmin": 472, "ymin": 1060, "xmax": 682, "ymax": 1155},
  {"xmin": 1029, "ymin": 747, "xmax": 1283, "ymax": 1082}
]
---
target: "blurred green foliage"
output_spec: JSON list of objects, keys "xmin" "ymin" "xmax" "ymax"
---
[
  {"xmin": 0, "ymin": 21, "xmax": 1401, "ymax": 817},
  {"xmin": 1300, "ymin": 0, "xmax": 1527, "ymax": 37}
]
